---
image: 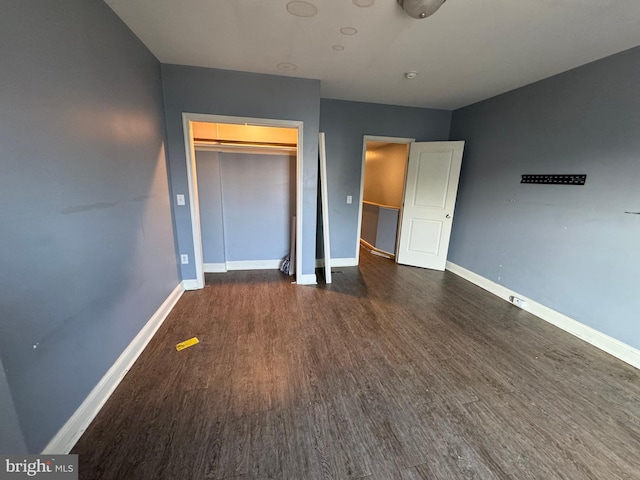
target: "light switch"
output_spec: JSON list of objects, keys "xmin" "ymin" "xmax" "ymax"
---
[
  {"xmin": 176, "ymin": 194, "xmax": 186, "ymax": 206},
  {"xmin": 347, "ymin": 195, "xmax": 353, "ymax": 204}
]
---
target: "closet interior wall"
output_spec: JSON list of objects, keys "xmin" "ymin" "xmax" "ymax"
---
[{"xmin": 196, "ymin": 149, "xmax": 296, "ymax": 270}]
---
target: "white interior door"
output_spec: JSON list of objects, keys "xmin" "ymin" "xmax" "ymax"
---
[{"xmin": 396, "ymin": 141, "xmax": 465, "ymax": 270}]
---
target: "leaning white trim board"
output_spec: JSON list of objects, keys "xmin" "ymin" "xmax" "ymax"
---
[
  {"xmin": 42, "ymin": 284, "xmax": 184, "ymax": 454},
  {"xmin": 318, "ymin": 132, "xmax": 332, "ymax": 284},
  {"xmin": 446, "ymin": 261, "xmax": 640, "ymax": 370}
]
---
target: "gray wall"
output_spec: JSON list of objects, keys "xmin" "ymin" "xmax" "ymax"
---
[
  {"xmin": 221, "ymin": 153, "xmax": 295, "ymax": 262},
  {"xmin": 376, "ymin": 208, "xmax": 400, "ymax": 255},
  {"xmin": 196, "ymin": 151, "xmax": 226, "ymax": 264},
  {"xmin": 449, "ymin": 46, "xmax": 640, "ymax": 350},
  {"xmin": 361, "ymin": 203, "xmax": 379, "ymax": 248},
  {"xmin": 360, "ymin": 205, "xmax": 399, "ymax": 255},
  {"xmin": 197, "ymin": 151, "xmax": 295, "ymax": 263},
  {"xmin": 0, "ymin": 358, "xmax": 26, "ymax": 453},
  {"xmin": 0, "ymin": 0, "xmax": 178, "ymax": 452},
  {"xmin": 319, "ymin": 99, "xmax": 452, "ymax": 259},
  {"xmin": 161, "ymin": 65, "xmax": 321, "ymax": 277}
]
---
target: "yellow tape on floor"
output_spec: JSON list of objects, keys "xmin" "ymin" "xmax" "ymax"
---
[{"xmin": 176, "ymin": 337, "xmax": 199, "ymax": 351}]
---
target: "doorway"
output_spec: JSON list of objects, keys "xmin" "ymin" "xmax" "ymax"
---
[
  {"xmin": 356, "ymin": 136, "xmax": 413, "ymax": 263},
  {"xmin": 182, "ymin": 113, "xmax": 304, "ymax": 288},
  {"xmin": 357, "ymin": 137, "xmax": 465, "ymax": 271}
]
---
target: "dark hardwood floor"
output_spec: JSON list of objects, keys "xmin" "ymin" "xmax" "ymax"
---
[{"xmin": 73, "ymin": 249, "xmax": 640, "ymax": 479}]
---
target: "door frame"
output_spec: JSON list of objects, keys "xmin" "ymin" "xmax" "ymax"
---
[
  {"xmin": 356, "ymin": 135, "xmax": 414, "ymax": 264},
  {"xmin": 182, "ymin": 112, "xmax": 304, "ymax": 288}
]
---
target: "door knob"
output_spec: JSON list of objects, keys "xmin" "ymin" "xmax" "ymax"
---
[{"xmin": 446, "ymin": 214, "xmax": 451, "ymax": 219}]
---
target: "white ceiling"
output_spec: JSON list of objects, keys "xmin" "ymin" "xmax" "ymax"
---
[{"xmin": 105, "ymin": 0, "xmax": 640, "ymax": 110}]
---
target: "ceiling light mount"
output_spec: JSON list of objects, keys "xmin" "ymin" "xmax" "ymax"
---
[
  {"xmin": 405, "ymin": 71, "xmax": 418, "ymax": 79},
  {"xmin": 277, "ymin": 62, "xmax": 298, "ymax": 72},
  {"xmin": 286, "ymin": 1, "xmax": 318, "ymax": 18},
  {"xmin": 397, "ymin": 0, "xmax": 446, "ymax": 19},
  {"xmin": 340, "ymin": 26, "xmax": 358, "ymax": 35}
]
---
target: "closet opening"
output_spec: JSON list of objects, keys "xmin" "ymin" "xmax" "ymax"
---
[{"xmin": 182, "ymin": 114, "xmax": 303, "ymax": 288}]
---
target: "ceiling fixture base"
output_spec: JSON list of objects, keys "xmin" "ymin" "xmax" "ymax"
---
[{"xmin": 397, "ymin": 0, "xmax": 446, "ymax": 19}]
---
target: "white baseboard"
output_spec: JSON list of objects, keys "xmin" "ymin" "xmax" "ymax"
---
[
  {"xmin": 226, "ymin": 259, "xmax": 282, "ymax": 270},
  {"xmin": 446, "ymin": 262, "xmax": 514, "ymax": 300},
  {"xmin": 203, "ymin": 263, "xmax": 227, "ymax": 273},
  {"xmin": 42, "ymin": 284, "xmax": 184, "ymax": 454},
  {"xmin": 332, "ymin": 257, "xmax": 358, "ymax": 267},
  {"xmin": 296, "ymin": 273, "xmax": 317, "ymax": 285},
  {"xmin": 446, "ymin": 261, "xmax": 640, "ymax": 370},
  {"xmin": 315, "ymin": 257, "xmax": 358, "ymax": 268},
  {"xmin": 204, "ymin": 260, "xmax": 285, "ymax": 273},
  {"xmin": 182, "ymin": 279, "xmax": 200, "ymax": 290}
]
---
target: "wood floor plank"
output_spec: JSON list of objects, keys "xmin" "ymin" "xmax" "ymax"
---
[
  {"xmin": 247, "ymin": 409, "xmax": 284, "ymax": 479},
  {"xmin": 203, "ymin": 414, "xmax": 251, "ymax": 479},
  {"xmin": 73, "ymin": 248, "xmax": 640, "ymax": 479}
]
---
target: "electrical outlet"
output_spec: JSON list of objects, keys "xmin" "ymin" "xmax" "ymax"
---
[
  {"xmin": 180, "ymin": 254, "xmax": 189, "ymax": 265},
  {"xmin": 509, "ymin": 295, "xmax": 526, "ymax": 308}
]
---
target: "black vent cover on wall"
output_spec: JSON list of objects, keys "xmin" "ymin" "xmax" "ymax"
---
[{"xmin": 521, "ymin": 174, "xmax": 586, "ymax": 185}]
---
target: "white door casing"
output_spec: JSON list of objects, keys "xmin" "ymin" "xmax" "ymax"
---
[{"xmin": 396, "ymin": 141, "xmax": 465, "ymax": 270}]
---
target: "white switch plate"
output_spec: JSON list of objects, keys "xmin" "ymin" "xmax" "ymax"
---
[
  {"xmin": 180, "ymin": 254, "xmax": 189, "ymax": 264},
  {"xmin": 176, "ymin": 194, "xmax": 185, "ymax": 206},
  {"xmin": 346, "ymin": 195, "xmax": 352, "ymax": 204}
]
